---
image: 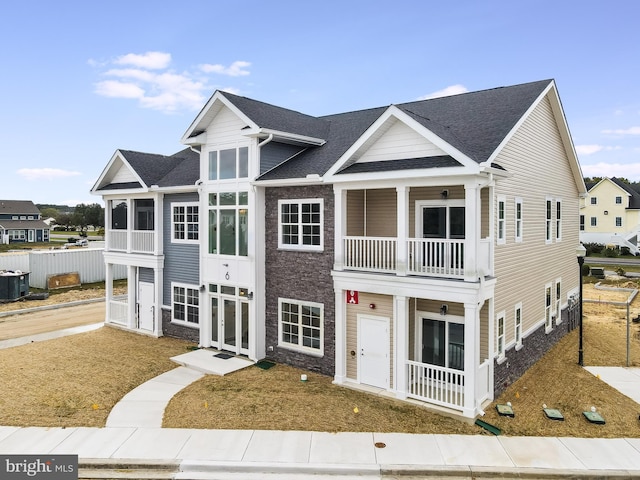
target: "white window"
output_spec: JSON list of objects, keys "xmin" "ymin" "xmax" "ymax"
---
[
  {"xmin": 590, "ymin": 217, "xmax": 597, "ymax": 227},
  {"xmin": 208, "ymin": 192, "xmax": 249, "ymax": 256},
  {"xmin": 580, "ymin": 215, "xmax": 585, "ymax": 231},
  {"xmin": 515, "ymin": 198, "xmax": 523, "ymax": 242},
  {"xmin": 616, "ymin": 217, "xmax": 623, "ymax": 227},
  {"xmin": 208, "ymin": 146, "xmax": 249, "ymax": 181},
  {"xmin": 515, "ymin": 303, "xmax": 523, "ymax": 349},
  {"xmin": 496, "ymin": 311, "xmax": 505, "ymax": 360},
  {"xmin": 278, "ymin": 199, "xmax": 324, "ymax": 251},
  {"xmin": 555, "ymin": 200, "xmax": 562, "ymax": 241},
  {"xmin": 172, "ymin": 284, "xmax": 200, "ymax": 327},
  {"xmin": 545, "ymin": 198, "xmax": 552, "ymax": 243},
  {"xmin": 555, "ymin": 279, "xmax": 562, "ymax": 324},
  {"xmin": 497, "ymin": 195, "xmax": 506, "ymax": 244},
  {"xmin": 545, "ymin": 283, "xmax": 552, "ymax": 331},
  {"xmin": 590, "ymin": 197, "xmax": 597, "ymax": 205},
  {"xmin": 278, "ymin": 298, "xmax": 324, "ymax": 355},
  {"xmin": 615, "ymin": 196, "xmax": 622, "ymax": 204},
  {"xmin": 172, "ymin": 203, "xmax": 199, "ymax": 243}
]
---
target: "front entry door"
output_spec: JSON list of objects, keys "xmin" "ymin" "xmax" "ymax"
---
[
  {"xmin": 358, "ymin": 315, "xmax": 389, "ymax": 389},
  {"xmin": 211, "ymin": 292, "xmax": 249, "ymax": 355},
  {"xmin": 138, "ymin": 282, "xmax": 154, "ymax": 331}
]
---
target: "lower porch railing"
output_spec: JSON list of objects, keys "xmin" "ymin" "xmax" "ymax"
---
[
  {"xmin": 108, "ymin": 296, "xmax": 128, "ymax": 325},
  {"xmin": 107, "ymin": 230, "xmax": 155, "ymax": 253},
  {"xmin": 406, "ymin": 360, "xmax": 465, "ymax": 409}
]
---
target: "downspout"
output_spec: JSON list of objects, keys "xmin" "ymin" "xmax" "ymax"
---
[{"xmin": 258, "ymin": 134, "xmax": 274, "ymax": 148}]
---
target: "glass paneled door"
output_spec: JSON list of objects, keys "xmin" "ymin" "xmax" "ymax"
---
[
  {"xmin": 210, "ymin": 285, "xmax": 250, "ymax": 355},
  {"xmin": 421, "ymin": 318, "xmax": 465, "ymax": 371},
  {"xmin": 418, "ymin": 202, "xmax": 465, "ymax": 273}
]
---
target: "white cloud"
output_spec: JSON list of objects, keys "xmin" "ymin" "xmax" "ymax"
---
[
  {"xmin": 581, "ymin": 162, "xmax": 640, "ymax": 180},
  {"xmin": 418, "ymin": 84, "xmax": 468, "ymax": 100},
  {"xmin": 92, "ymin": 52, "xmax": 251, "ymax": 113},
  {"xmin": 17, "ymin": 168, "xmax": 82, "ymax": 181},
  {"xmin": 221, "ymin": 86, "xmax": 241, "ymax": 95},
  {"xmin": 575, "ymin": 144, "xmax": 622, "ymax": 155},
  {"xmin": 200, "ymin": 61, "xmax": 251, "ymax": 76},
  {"xmin": 115, "ymin": 51, "xmax": 171, "ymax": 70},
  {"xmin": 601, "ymin": 126, "xmax": 640, "ymax": 135}
]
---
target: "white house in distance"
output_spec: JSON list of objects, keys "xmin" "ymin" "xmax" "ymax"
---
[
  {"xmin": 580, "ymin": 177, "xmax": 640, "ymax": 254},
  {"xmin": 92, "ymin": 79, "xmax": 586, "ymax": 419}
]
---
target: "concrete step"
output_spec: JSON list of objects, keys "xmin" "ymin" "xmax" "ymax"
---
[{"xmin": 78, "ymin": 459, "xmax": 179, "ymax": 479}]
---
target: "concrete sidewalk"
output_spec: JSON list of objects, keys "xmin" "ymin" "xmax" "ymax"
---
[{"xmin": 1, "ymin": 426, "xmax": 640, "ymax": 478}]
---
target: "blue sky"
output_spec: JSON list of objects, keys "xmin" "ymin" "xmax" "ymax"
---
[{"xmin": 0, "ymin": 0, "xmax": 638, "ymax": 206}]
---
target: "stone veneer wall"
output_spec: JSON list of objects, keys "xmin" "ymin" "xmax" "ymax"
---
[
  {"xmin": 264, "ymin": 184, "xmax": 335, "ymax": 376},
  {"xmin": 161, "ymin": 308, "xmax": 199, "ymax": 343},
  {"xmin": 494, "ymin": 307, "xmax": 571, "ymax": 396}
]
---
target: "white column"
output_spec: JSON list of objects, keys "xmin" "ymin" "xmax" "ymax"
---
[
  {"xmin": 333, "ymin": 289, "xmax": 347, "ymax": 384},
  {"xmin": 105, "ymin": 263, "xmax": 113, "ymax": 323},
  {"xmin": 396, "ymin": 186, "xmax": 408, "ymax": 276},
  {"xmin": 334, "ymin": 187, "xmax": 346, "ymax": 271},
  {"xmin": 154, "ymin": 193, "xmax": 163, "ymax": 256},
  {"xmin": 105, "ymin": 200, "xmax": 112, "ymax": 251},
  {"xmin": 394, "ymin": 295, "xmax": 409, "ymax": 399},
  {"xmin": 464, "ymin": 183, "xmax": 479, "ymax": 281},
  {"xmin": 127, "ymin": 265, "xmax": 137, "ymax": 329},
  {"xmin": 154, "ymin": 267, "xmax": 163, "ymax": 337},
  {"xmin": 462, "ymin": 302, "xmax": 478, "ymax": 418},
  {"xmin": 126, "ymin": 199, "xmax": 133, "ymax": 253}
]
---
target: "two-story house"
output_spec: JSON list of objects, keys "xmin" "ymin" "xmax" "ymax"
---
[
  {"xmin": 0, "ymin": 200, "xmax": 50, "ymax": 244},
  {"xmin": 92, "ymin": 79, "xmax": 585, "ymax": 419},
  {"xmin": 580, "ymin": 177, "xmax": 640, "ymax": 254}
]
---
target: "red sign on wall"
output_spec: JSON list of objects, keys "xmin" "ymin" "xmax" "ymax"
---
[{"xmin": 346, "ymin": 290, "xmax": 359, "ymax": 304}]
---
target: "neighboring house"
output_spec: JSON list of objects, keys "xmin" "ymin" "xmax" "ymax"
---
[
  {"xmin": 0, "ymin": 200, "xmax": 50, "ymax": 244},
  {"xmin": 580, "ymin": 177, "xmax": 640, "ymax": 254},
  {"xmin": 92, "ymin": 79, "xmax": 586, "ymax": 419}
]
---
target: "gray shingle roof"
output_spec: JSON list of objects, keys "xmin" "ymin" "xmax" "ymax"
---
[
  {"xmin": 252, "ymin": 79, "xmax": 552, "ymax": 181},
  {"xmin": 338, "ymin": 156, "xmax": 461, "ymax": 174},
  {"xmin": 611, "ymin": 177, "xmax": 640, "ymax": 209},
  {"xmin": 0, "ymin": 200, "xmax": 41, "ymax": 216},
  {"xmin": 0, "ymin": 219, "xmax": 49, "ymax": 230}
]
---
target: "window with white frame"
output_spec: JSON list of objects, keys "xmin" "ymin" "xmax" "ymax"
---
[
  {"xmin": 172, "ymin": 203, "xmax": 199, "ymax": 242},
  {"xmin": 555, "ymin": 200, "xmax": 562, "ymax": 241},
  {"xmin": 545, "ymin": 198, "xmax": 552, "ymax": 243},
  {"xmin": 515, "ymin": 197, "xmax": 523, "ymax": 242},
  {"xmin": 590, "ymin": 196, "xmax": 597, "ymax": 205},
  {"xmin": 208, "ymin": 192, "xmax": 249, "ymax": 256},
  {"xmin": 515, "ymin": 303, "xmax": 523, "ymax": 348},
  {"xmin": 278, "ymin": 199, "xmax": 323, "ymax": 251},
  {"xmin": 172, "ymin": 284, "xmax": 199, "ymax": 326},
  {"xmin": 497, "ymin": 196, "xmax": 506, "ymax": 244},
  {"xmin": 615, "ymin": 196, "xmax": 622, "ymax": 204},
  {"xmin": 580, "ymin": 215, "xmax": 585, "ymax": 231},
  {"xmin": 545, "ymin": 283, "xmax": 552, "ymax": 331},
  {"xmin": 590, "ymin": 217, "xmax": 597, "ymax": 227},
  {"xmin": 496, "ymin": 312, "xmax": 505, "ymax": 360},
  {"xmin": 555, "ymin": 279, "xmax": 562, "ymax": 324},
  {"xmin": 278, "ymin": 298, "xmax": 323, "ymax": 355},
  {"xmin": 208, "ymin": 146, "xmax": 249, "ymax": 181},
  {"xmin": 616, "ymin": 217, "xmax": 623, "ymax": 227}
]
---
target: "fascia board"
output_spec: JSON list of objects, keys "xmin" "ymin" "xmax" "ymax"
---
[
  {"xmin": 330, "ymin": 165, "xmax": 476, "ymax": 184},
  {"xmin": 180, "ymin": 91, "xmax": 257, "ymax": 144},
  {"xmin": 242, "ymin": 127, "xmax": 326, "ymax": 146},
  {"xmin": 251, "ymin": 176, "xmax": 324, "ymax": 187},
  {"xmin": 324, "ymin": 105, "xmax": 477, "ymax": 179}
]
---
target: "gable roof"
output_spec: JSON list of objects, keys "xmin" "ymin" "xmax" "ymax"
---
[
  {"xmin": 610, "ymin": 177, "xmax": 640, "ymax": 209},
  {"xmin": 252, "ymin": 79, "xmax": 554, "ymax": 181},
  {"xmin": 93, "ymin": 148, "xmax": 199, "ymax": 193},
  {"xmin": 0, "ymin": 200, "xmax": 41, "ymax": 216}
]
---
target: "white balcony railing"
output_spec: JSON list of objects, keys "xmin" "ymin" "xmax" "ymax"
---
[
  {"xmin": 107, "ymin": 230, "xmax": 155, "ymax": 253},
  {"xmin": 343, "ymin": 236, "xmax": 397, "ymax": 273},
  {"xmin": 407, "ymin": 360, "xmax": 465, "ymax": 409},
  {"xmin": 407, "ymin": 238, "xmax": 464, "ymax": 277},
  {"xmin": 108, "ymin": 297, "xmax": 128, "ymax": 325}
]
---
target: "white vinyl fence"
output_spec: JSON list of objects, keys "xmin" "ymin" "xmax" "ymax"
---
[{"xmin": 0, "ymin": 248, "xmax": 126, "ymax": 289}]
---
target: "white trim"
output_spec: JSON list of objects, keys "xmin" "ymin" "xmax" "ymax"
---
[
  {"xmin": 514, "ymin": 302, "xmax": 523, "ymax": 349},
  {"xmin": 514, "ymin": 197, "xmax": 523, "ymax": 243},
  {"xmin": 171, "ymin": 282, "xmax": 201, "ymax": 328},
  {"xmin": 277, "ymin": 297, "xmax": 324, "ymax": 356},
  {"xmin": 496, "ymin": 195, "xmax": 506, "ymax": 245},
  {"xmin": 171, "ymin": 202, "xmax": 199, "ymax": 244},
  {"xmin": 496, "ymin": 310, "xmax": 506, "ymax": 360},
  {"xmin": 277, "ymin": 198, "xmax": 324, "ymax": 252},
  {"xmin": 555, "ymin": 198, "xmax": 562, "ymax": 242},
  {"xmin": 357, "ymin": 313, "xmax": 390, "ymax": 389},
  {"xmin": 544, "ymin": 282, "xmax": 553, "ymax": 333},
  {"xmin": 555, "ymin": 278, "xmax": 562, "ymax": 325},
  {"xmin": 545, "ymin": 196, "xmax": 553, "ymax": 244}
]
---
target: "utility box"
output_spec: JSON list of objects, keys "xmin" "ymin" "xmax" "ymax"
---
[{"xmin": 0, "ymin": 271, "xmax": 29, "ymax": 302}]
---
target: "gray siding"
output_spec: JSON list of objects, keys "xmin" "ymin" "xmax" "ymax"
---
[
  {"xmin": 162, "ymin": 192, "xmax": 200, "ymax": 306},
  {"xmin": 260, "ymin": 142, "xmax": 306, "ymax": 175},
  {"xmin": 139, "ymin": 267, "xmax": 154, "ymax": 284}
]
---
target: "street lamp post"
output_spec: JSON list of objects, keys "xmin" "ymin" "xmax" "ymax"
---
[{"xmin": 576, "ymin": 244, "xmax": 586, "ymax": 366}]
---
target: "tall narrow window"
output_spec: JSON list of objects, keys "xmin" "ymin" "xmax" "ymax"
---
[
  {"xmin": 208, "ymin": 192, "xmax": 249, "ymax": 256},
  {"xmin": 545, "ymin": 283, "xmax": 552, "ymax": 331},
  {"xmin": 515, "ymin": 303, "xmax": 523, "ymax": 348},
  {"xmin": 555, "ymin": 279, "xmax": 562, "ymax": 324},
  {"xmin": 497, "ymin": 196, "xmax": 506, "ymax": 245},
  {"xmin": 616, "ymin": 217, "xmax": 623, "ymax": 227},
  {"xmin": 555, "ymin": 200, "xmax": 562, "ymax": 241},
  {"xmin": 590, "ymin": 217, "xmax": 597, "ymax": 227},
  {"xmin": 580, "ymin": 215, "xmax": 585, "ymax": 231},
  {"xmin": 515, "ymin": 198, "xmax": 523, "ymax": 242},
  {"xmin": 497, "ymin": 312, "xmax": 505, "ymax": 359},
  {"xmin": 545, "ymin": 198, "xmax": 552, "ymax": 243}
]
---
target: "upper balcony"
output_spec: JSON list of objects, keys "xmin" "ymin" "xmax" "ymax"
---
[
  {"xmin": 105, "ymin": 198, "xmax": 159, "ymax": 255},
  {"xmin": 334, "ymin": 184, "xmax": 492, "ymax": 281}
]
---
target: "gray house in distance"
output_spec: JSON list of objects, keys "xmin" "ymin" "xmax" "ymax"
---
[
  {"xmin": 92, "ymin": 79, "xmax": 586, "ymax": 419},
  {"xmin": 0, "ymin": 200, "xmax": 50, "ymax": 244}
]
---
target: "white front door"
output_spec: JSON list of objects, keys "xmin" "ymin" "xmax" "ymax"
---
[
  {"xmin": 210, "ymin": 291, "xmax": 249, "ymax": 355},
  {"xmin": 28, "ymin": 230, "xmax": 34, "ymax": 242},
  {"xmin": 358, "ymin": 315, "xmax": 390, "ymax": 389},
  {"xmin": 138, "ymin": 282, "xmax": 154, "ymax": 331}
]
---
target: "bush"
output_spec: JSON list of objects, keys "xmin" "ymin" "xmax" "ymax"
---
[
  {"xmin": 616, "ymin": 267, "xmax": 626, "ymax": 276},
  {"xmin": 603, "ymin": 247, "xmax": 618, "ymax": 258},
  {"xmin": 621, "ymin": 246, "xmax": 631, "ymax": 256},
  {"xmin": 582, "ymin": 263, "xmax": 591, "ymax": 277},
  {"xmin": 67, "ymin": 237, "xmax": 76, "ymax": 244},
  {"xmin": 584, "ymin": 243, "xmax": 604, "ymax": 255}
]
